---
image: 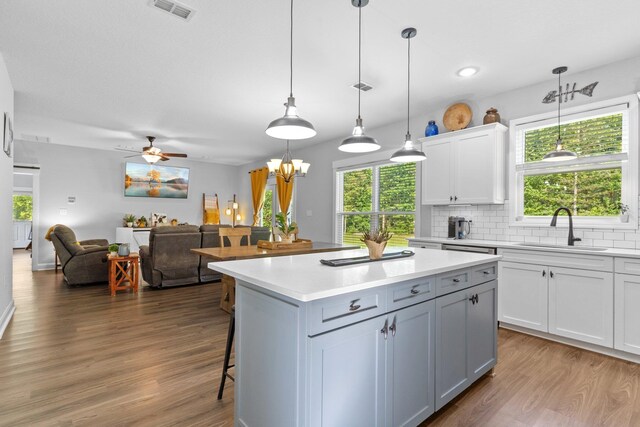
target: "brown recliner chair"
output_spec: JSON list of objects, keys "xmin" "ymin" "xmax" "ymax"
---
[
  {"xmin": 48, "ymin": 224, "xmax": 110, "ymax": 285},
  {"xmin": 140, "ymin": 225, "xmax": 202, "ymax": 288}
]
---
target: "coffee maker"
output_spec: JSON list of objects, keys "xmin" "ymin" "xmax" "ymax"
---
[{"xmin": 448, "ymin": 216, "xmax": 471, "ymax": 239}]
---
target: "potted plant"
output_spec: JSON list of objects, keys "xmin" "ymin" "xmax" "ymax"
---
[
  {"xmin": 137, "ymin": 216, "xmax": 147, "ymax": 228},
  {"xmin": 361, "ymin": 228, "xmax": 393, "ymax": 260},
  {"xmin": 123, "ymin": 213, "xmax": 136, "ymax": 227},
  {"xmin": 619, "ymin": 203, "xmax": 630, "ymax": 223},
  {"xmin": 274, "ymin": 212, "xmax": 298, "ymax": 244},
  {"xmin": 108, "ymin": 244, "xmax": 119, "ymax": 257}
]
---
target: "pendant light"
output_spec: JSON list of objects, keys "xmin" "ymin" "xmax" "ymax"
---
[
  {"xmin": 266, "ymin": 0, "xmax": 316, "ymax": 140},
  {"xmin": 339, "ymin": 0, "xmax": 380, "ymax": 153},
  {"xmin": 542, "ymin": 66, "xmax": 577, "ymax": 162},
  {"xmin": 390, "ymin": 28, "xmax": 426, "ymax": 163}
]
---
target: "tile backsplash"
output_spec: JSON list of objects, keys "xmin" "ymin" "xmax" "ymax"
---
[{"xmin": 431, "ymin": 200, "xmax": 640, "ymax": 250}]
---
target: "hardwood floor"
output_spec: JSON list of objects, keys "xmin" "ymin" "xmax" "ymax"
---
[{"xmin": 2, "ymin": 250, "xmax": 639, "ymax": 426}]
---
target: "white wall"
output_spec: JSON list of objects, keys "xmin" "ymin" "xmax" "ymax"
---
[
  {"xmin": 13, "ymin": 141, "xmax": 242, "ymax": 270},
  {"xmin": 239, "ymin": 55, "xmax": 640, "ymax": 244},
  {"xmin": 0, "ymin": 52, "xmax": 15, "ymax": 338}
]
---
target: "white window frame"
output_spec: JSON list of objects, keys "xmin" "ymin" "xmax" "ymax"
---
[
  {"xmin": 333, "ymin": 148, "xmax": 421, "ymax": 244},
  {"xmin": 508, "ymin": 94, "xmax": 639, "ymax": 229},
  {"xmin": 260, "ymin": 177, "xmax": 296, "ymax": 227}
]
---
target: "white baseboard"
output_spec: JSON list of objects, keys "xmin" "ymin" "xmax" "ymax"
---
[
  {"xmin": 0, "ymin": 300, "xmax": 16, "ymax": 339},
  {"xmin": 35, "ymin": 263, "xmax": 55, "ymax": 271},
  {"xmin": 500, "ymin": 323, "xmax": 640, "ymax": 364}
]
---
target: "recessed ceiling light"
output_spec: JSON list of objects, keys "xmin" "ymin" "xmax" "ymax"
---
[{"xmin": 457, "ymin": 67, "xmax": 478, "ymax": 77}]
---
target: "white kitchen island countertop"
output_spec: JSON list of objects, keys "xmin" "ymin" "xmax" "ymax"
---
[{"xmin": 210, "ymin": 247, "xmax": 500, "ymax": 302}]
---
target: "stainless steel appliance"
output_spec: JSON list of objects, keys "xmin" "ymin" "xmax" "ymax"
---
[
  {"xmin": 441, "ymin": 244, "xmax": 497, "ymax": 255},
  {"xmin": 448, "ymin": 216, "xmax": 472, "ymax": 239}
]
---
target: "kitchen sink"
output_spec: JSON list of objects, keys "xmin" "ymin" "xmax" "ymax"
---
[{"xmin": 514, "ymin": 242, "xmax": 608, "ymax": 252}]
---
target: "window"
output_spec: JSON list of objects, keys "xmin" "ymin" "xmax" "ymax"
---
[
  {"xmin": 336, "ymin": 162, "xmax": 416, "ymax": 247},
  {"xmin": 509, "ymin": 95, "xmax": 639, "ymax": 228},
  {"xmin": 13, "ymin": 194, "xmax": 33, "ymax": 221},
  {"xmin": 261, "ymin": 187, "xmax": 273, "ymax": 227}
]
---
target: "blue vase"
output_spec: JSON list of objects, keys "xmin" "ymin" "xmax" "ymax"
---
[{"xmin": 425, "ymin": 120, "xmax": 439, "ymax": 137}]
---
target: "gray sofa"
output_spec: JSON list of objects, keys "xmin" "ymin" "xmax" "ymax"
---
[
  {"xmin": 141, "ymin": 225, "xmax": 272, "ymax": 288},
  {"xmin": 49, "ymin": 224, "xmax": 110, "ymax": 285}
]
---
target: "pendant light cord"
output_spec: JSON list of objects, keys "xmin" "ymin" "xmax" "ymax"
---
[
  {"xmin": 289, "ymin": 0, "xmax": 294, "ymax": 97},
  {"xmin": 557, "ymin": 70, "xmax": 561, "ymax": 142},
  {"xmin": 357, "ymin": 4, "xmax": 362, "ymax": 118},
  {"xmin": 406, "ymin": 34, "xmax": 411, "ymax": 137}
]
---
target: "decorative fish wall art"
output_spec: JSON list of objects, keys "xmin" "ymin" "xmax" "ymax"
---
[{"xmin": 542, "ymin": 81, "xmax": 598, "ymax": 104}]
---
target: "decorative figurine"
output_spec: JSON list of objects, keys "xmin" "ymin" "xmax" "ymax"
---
[{"xmin": 425, "ymin": 120, "xmax": 439, "ymax": 137}]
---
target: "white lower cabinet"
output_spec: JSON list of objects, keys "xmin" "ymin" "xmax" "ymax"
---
[
  {"xmin": 435, "ymin": 280, "xmax": 497, "ymax": 410},
  {"xmin": 548, "ymin": 267, "xmax": 613, "ymax": 347},
  {"xmin": 310, "ymin": 300, "xmax": 436, "ymax": 427},
  {"xmin": 498, "ymin": 261, "xmax": 548, "ymax": 332},
  {"xmin": 614, "ymin": 274, "xmax": 640, "ymax": 355},
  {"xmin": 498, "ymin": 250, "xmax": 615, "ymax": 351}
]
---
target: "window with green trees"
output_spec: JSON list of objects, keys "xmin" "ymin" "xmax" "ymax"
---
[
  {"xmin": 261, "ymin": 188, "xmax": 273, "ymax": 227},
  {"xmin": 13, "ymin": 194, "xmax": 33, "ymax": 221},
  {"xmin": 522, "ymin": 113, "xmax": 623, "ymax": 216},
  {"xmin": 511, "ymin": 95, "xmax": 638, "ymax": 228},
  {"xmin": 337, "ymin": 162, "xmax": 416, "ymax": 247}
]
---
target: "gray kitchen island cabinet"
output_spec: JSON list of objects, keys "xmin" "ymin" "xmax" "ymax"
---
[{"xmin": 210, "ymin": 248, "xmax": 500, "ymax": 427}]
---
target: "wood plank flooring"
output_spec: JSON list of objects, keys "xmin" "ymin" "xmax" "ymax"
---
[{"xmin": 1, "ymin": 251, "xmax": 639, "ymax": 426}]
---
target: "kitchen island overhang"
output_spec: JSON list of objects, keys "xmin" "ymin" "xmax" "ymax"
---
[{"xmin": 210, "ymin": 248, "xmax": 501, "ymax": 427}]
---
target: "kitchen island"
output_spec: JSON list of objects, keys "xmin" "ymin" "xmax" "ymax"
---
[{"xmin": 211, "ymin": 247, "xmax": 501, "ymax": 427}]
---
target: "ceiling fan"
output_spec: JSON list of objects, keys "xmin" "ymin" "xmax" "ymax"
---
[{"xmin": 123, "ymin": 136, "xmax": 188, "ymax": 164}]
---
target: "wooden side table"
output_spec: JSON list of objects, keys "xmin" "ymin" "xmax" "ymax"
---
[{"xmin": 108, "ymin": 253, "xmax": 140, "ymax": 296}]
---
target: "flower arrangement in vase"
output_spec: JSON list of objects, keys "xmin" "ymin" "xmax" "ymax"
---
[
  {"xmin": 360, "ymin": 228, "xmax": 393, "ymax": 260},
  {"xmin": 619, "ymin": 203, "xmax": 630, "ymax": 223},
  {"xmin": 274, "ymin": 212, "xmax": 298, "ymax": 244}
]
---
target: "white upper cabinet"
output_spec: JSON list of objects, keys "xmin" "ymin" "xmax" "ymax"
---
[{"xmin": 420, "ymin": 123, "xmax": 507, "ymax": 205}]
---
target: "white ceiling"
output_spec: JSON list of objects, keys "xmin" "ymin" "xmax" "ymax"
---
[{"xmin": 1, "ymin": 0, "xmax": 639, "ymax": 165}]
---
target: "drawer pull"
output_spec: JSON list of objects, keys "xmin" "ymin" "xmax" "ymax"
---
[
  {"xmin": 410, "ymin": 288, "xmax": 420, "ymax": 295},
  {"xmin": 349, "ymin": 300, "xmax": 361, "ymax": 312},
  {"xmin": 452, "ymin": 278, "xmax": 461, "ymax": 283},
  {"xmin": 483, "ymin": 270, "xmax": 491, "ymax": 275}
]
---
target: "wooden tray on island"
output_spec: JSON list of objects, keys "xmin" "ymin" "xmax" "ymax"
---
[{"xmin": 257, "ymin": 239, "xmax": 313, "ymax": 250}]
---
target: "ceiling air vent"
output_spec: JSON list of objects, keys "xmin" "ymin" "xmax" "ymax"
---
[
  {"xmin": 352, "ymin": 82, "xmax": 373, "ymax": 92},
  {"xmin": 149, "ymin": 0, "xmax": 195, "ymax": 21}
]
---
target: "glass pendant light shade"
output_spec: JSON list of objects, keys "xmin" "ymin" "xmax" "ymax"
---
[
  {"xmin": 340, "ymin": 117, "xmax": 380, "ymax": 153},
  {"xmin": 266, "ymin": 96, "xmax": 316, "ymax": 140},
  {"xmin": 390, "ymin": 133, "xmax": 426, "ymax": 163}
]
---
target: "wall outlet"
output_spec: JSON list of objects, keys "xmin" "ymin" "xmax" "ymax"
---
[
  {"xmin": 59, "ymin": 208, "xmax": 67, "ymax": 216},
  {"xmin": 306, "ymin": 210, "xmax": 312, "ymax": 217}
]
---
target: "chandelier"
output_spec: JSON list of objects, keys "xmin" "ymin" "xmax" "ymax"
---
[{"xmin": 266, "ymin": 140, "xmax": 310, "ymax": 183}]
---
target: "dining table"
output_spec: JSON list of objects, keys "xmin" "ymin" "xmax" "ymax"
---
[{"xmin": 192, "ymin": 241, "xmax": 359, "ymax": 312}]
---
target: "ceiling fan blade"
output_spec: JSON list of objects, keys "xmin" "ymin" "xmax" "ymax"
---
[
  {"xmin": 160, "ymin": 155, "xmax": 170, "ymax": 161},
  {"xmin": 162, "ymin": 153, "xmax": 188, "ymax": 158}
]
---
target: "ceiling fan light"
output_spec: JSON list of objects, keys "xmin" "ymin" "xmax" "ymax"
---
[{"xmin": 142, "ymin": 153, "xmax": 161, "ymax": 164}]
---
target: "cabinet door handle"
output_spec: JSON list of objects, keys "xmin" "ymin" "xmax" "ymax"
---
[
  {"xmin": 542, "ymin": 270, "xmax": 546, "ymax": 277},
  {"xmin": 454, "ymin": 196, "xmax": 458, "ymax": 201},
  {"xmin": 452, "ymin": 278, "xmax": 461, "ymax": 283},
  {"xmin": 389, "ymin": 316, "xmax": 397, "ymax": 337},
  {"xmin": 410, "ymin": 287, "xmax": 420, "ymax": 295},
  {"xmin": 550, "ymin": 271, "xmax": 554, "ymax": 278},
  {"xmin": 381, "ymin": 319, "xmax": 388, "ymax": 340},
  {"xmin": 475, "ymin": 294, "xmax": 479, "ymax": 304},
  {"xmin": 468, "ymin": 295, "xmax": 476, "ymax": 304},
  {"xmin": 450, "ymin": 196, "xmax": 453, "ymax": 202},
  {"xmin": 349, "ymin": 300, "xmax": 361, "ymax": 312}
]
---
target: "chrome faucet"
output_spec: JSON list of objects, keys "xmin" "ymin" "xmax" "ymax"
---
[{"xmin": 550, "ymin": 207, "xmax": 582, "ymax": 246}]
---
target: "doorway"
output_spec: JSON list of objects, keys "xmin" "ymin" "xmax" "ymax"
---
[{"xmin": 13, "ymin": 166, "xmax": 40, "ymax": 271}]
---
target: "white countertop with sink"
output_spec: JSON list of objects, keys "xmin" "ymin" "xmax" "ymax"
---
[
  {"xmin": 410, "ymin": 236, "xmax": 640, "ymax": 258},
  {"xmin": 210, "ymin": 247, "xmax": 500, "ymax": 302}
]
